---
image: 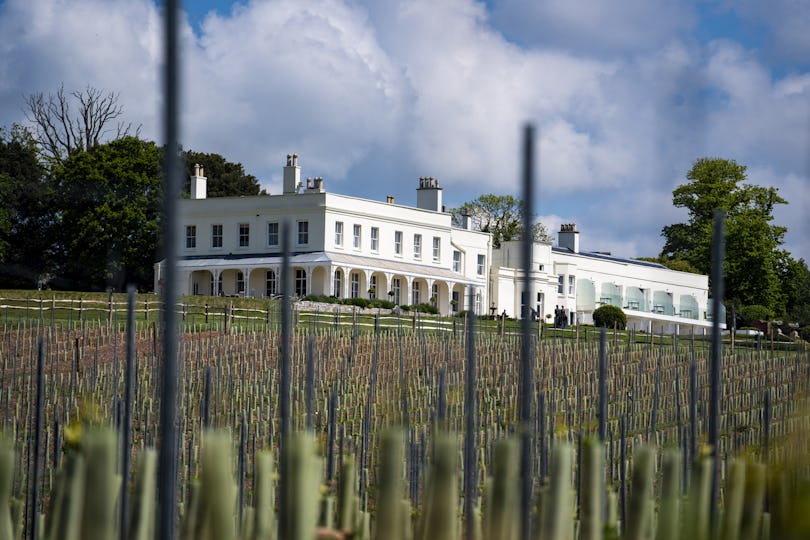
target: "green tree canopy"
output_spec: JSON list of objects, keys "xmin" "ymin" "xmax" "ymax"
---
[
  {"xmin": 634, "ymin": 256, "xmax": 701, "ymax": 274},
  {"xmin": 778, "ymin": 255, "xmax": 810, "ymax": 325},
  {"xmin": 450, "ymin": 194, "xmax": 549, "ymax": 248},
  {"xmin": 660, "ymin": 158, "xmax": 788, "ymax": 313},
  {"xmin": 51, "ymin": 136, "xmax": 163, "ymax": 291},
  {"xmin": 0, "ymin": 124, "xmax": 53, "ymax": 287},
  {"xmin": 183, "ymin": 150, "xmax": 264, "ymax": 197}
]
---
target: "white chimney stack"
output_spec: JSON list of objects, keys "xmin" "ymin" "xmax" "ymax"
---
[
  {"xmin": 558, "ymin": 223, "xmax": 580, "ymax": 253},
  {"xmin": 190, "ymin": 163, "xmax": 207, "ymax": 199},
  {"xmin": 283, "ymin": 153, "xmax": 301, "ymax": 194},
  {"xmin": 416, "ymin": 176, "xmax": 443, "ymax": 212}
]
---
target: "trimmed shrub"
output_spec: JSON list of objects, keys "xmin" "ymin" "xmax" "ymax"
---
[
  {"xmin": 592, "ymin": 305, "xmax": 627, "ymax": 330},
  {"xmin": 410, "ymin": 303, "xmax": 439, "ymax": 315},
  {"xmin": 344, "ymin": 297, "xmax": 371, "ymax": 309},
  {"xmin": 369, "ymin": 299, "xmax": 396, "ymax": 309},
  {"xmin": 799, "ymin": 325, "xmax": 810, "ymax": 342}
]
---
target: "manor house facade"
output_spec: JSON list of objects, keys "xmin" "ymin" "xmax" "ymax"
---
[{"xmin": 155, "ymin": 154, "xmax": 722, "ymax": 334}]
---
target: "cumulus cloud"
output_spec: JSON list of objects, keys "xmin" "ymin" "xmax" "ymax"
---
[
  {"xmin": 0, "ymin": 0, "xmax": 807, "ymax": 261},
  {"xmin": 488, "ymin": 0, "xmax": 696, "ymax": 55},
  {"xmin": 182, "ymin": 0, "xmax": 405, "ymax": 185},
  {"xmin": 0, "ymin": 0, "xmax": 162, "ymax": 136},
  {"xmin": 732, "ymin": 0, "xmax": 810, "ymax": 66}
]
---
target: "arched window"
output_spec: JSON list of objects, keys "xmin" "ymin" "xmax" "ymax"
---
[
  {"xmin": 369, "ymin": 275, "xmax": 377, "ymax": 299},
  {"xmin": 351, "ymin": 272, "xmax": 360, "ymax": 298},
  {"xmin": 295, "ymin": 269, "xmax": 307, "ymax": 297},
  {"xmin": 412, "ymin": 281, "xmax": 420, "ymax": 305},
  {"xmin": 266, "ymin": 270, "xmax": 277, "ymax": 297},
  {"xmin": 333, "ymin": 270, "xmax": 342, "ymax": 298}
]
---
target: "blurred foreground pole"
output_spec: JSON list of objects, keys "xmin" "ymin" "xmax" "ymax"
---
[
  {"xmin": 709, "ymin": 210, "xmax": 725, "ymax": 528},
  {"xmin": 520, "ymin": 124, "xmax": 536, "ymax": 540},
  {"xmin": 159, "ymin": 0, "xmax": 181, "ymax": 538},
  {"xmin": 278, "ymin": 220, "xmax": 292, "ymax": 540},
  {"xmin": 463, "ymin": 288, "xmax": 477, "ymax": 539}
]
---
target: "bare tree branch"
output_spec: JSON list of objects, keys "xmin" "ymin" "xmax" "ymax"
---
[{"xmin": 24, "ymin": 84, "xmax": 135, "ymax": 165}]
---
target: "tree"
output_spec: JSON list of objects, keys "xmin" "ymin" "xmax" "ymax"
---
[
  {"xmin": 660, "ymin": 158, "xmax": 788, "ymax": 313},
  {"xmin": 25, "ymin": 84, "xmax": 138, "ymax": 166},
  {"xmin": 51, "ymin": 136, "xmax": 163, "ymax": 291},
  {"xmin": 635, "ymin": 256, "xmax": 701, "ymax": 274},
  {"xmin": 777, "ymin": 255, "xmax": 810, "ymax": 325},
  {"xmin": 183, "ymin": 150, "xmax": 264, "ymax": 197},
  {"xmin": 0, "ymin": 124, "xmax": 53, "ymax": 287},
  {"xmin": 450, "ymin": 194, "xmax": 549, "ymax": 248},
  {"xmin": 592, "ymin": 305, "xmax": 627, "ymax": 329}
]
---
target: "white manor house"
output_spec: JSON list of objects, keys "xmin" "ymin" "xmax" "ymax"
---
[{"xmin": 155, "ymin": 154, "xmax": 723, "ymax": 334}]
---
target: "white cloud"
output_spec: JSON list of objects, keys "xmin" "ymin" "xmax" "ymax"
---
[
  {"xmin": 0, "ymin": 0, "xmax": 162, "ymax": 135},
  {"xmin": 182, "ymin": 0, "xmax": 404, "ymax": 186},
  {"xmin": 733, "ymin": 0, "xmax": 810, "ymax": 65},
  {"xmin": 488, "ymin": 0, "xmax": 696, "ymax": 55},
  {"xmin": 0, "ymin": 0, "xmax": 807, "ymax": 261}
]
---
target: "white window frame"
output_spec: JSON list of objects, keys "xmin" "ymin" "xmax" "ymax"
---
[
  {"xmin": 266, "ymin": 270, "xmax": 277, "ymax": 297},
  {"xmin": 295, "ymin": 269, "xmax": 307, "ymax": 296},
  {"xmin": 371, "ymin": 227, "xmax": 379, "ymax": 252},
  {"xmin": 353, "ymin": 224, "xmax": 361, "ymax": 249},
  {"xmin": 558, "ymin": 275, "xmax": 564, "ymax": 294},
  {"xmin": 568, "ymin": 275, "xmax": 575, "ymax": 295},
  {"xmin": 394, "ymin": 231, "xmax": 403, "ymax": 255},
  {"xmin": 351, "ymin": 272, "xmax": 360, "ymax": 298},
  {"xmin": 413, "ymin": 234, "xmax": 422, "ymax": 259},
  {"xmin": 236, "ymin": 271, "xmax": 245, "ymax": 294},
  {"xmin": 212, "ymin": 224, "xmax": 223, "ymax": 248},
  {"xmin": 392, "ymin": 278, "xmax": 401, "ymax": 305},
  {"xmin": 185, "ymin": 225, "xmax": 196, "ymax": 249},
  {"xmin": 433, "ymin": 237, "xmax": 441, "ymax": 261},
  {"xmin": 369, "ymin": 275, "xmax": 377, "ymax": 299},
  {"xmin": 412, "ymin": 281, "xmax": 420, "ymax": 305},
  {"xmin": 238, "ymin": 223, "xmax": 250, "ymax": 247},
  {"xmin": 477, "ymin": 254, "xmax": 485, "ymax": 275},
  {"xmin": 267, "ymin": 222, "xmax": 279, "ymax": 247},
  {"xmin": 335, "ymin": 221, "xmax": 343, "ymax": 246},
  {"xmin": 333, "ymin": 270, "xmax": 342, "ymax": 298},
  {"xmin": 297, "ymin": 221, "xmax": 309, "ymax": 245},
  {"xmin": 453, "ymin": 250, "xmax": 461, "ymax": 272}
]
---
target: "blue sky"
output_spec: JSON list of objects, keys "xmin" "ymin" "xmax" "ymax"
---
[{"xmin": 1, "ymin": 0, "xmax": 808, "ymax": 261}]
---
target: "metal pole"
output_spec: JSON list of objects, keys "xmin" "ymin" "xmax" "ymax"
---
[
  {"xmin": 277, "ymin": 219, "xmax": 292, "ymax": 540},
  {"xmin": 708, "ymin": 210, "xmax": 725, "ymax": 527},
  {"xmin": 120, "ymin": 286, "xmax": 136, "ymax": 539},
  {"xmin": 158, "ymin": 0, "xmax": 181, "ymax": 537},
  {"xmin": 463, "ymin": 288, "xmax": 477, "ymax": 539},
  {"xmin": 598, "ymin": 328, "xmax": 608, "ymax": 442},
  {"xmin": 519, "ymin": 123, "xmax": 536, "ymax": 540}
]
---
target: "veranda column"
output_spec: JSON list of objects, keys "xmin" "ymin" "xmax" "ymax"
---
[
  {"xmin": 243, "ymin": 268, "xmax": 252, "ymax": 297},
  {"xmin": 383, "ymin": 272, "xmax": 394, "ymax": 302},
  {"xmin": 182, "ymin": 270, "xmax": 192, "ymax": 296},
  {"xmin": 362, "ymin": 269, "xmax": 371, "ymax": 299},
  {"xmin": 212, "ymin": 269, "xmax": 221, "ymax": 296},
  {"xmin": 404, "ymin": 276, "xmax": 414, "ymax": 305},
  {"xmin": 341, "ymin": 266, "xmax": 351, "ymax": 299}
]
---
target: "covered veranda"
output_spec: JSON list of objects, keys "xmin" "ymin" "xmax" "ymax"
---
[{"xmin": 155, "ymin": 252, "xmax": 486, "ymax": 316}]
